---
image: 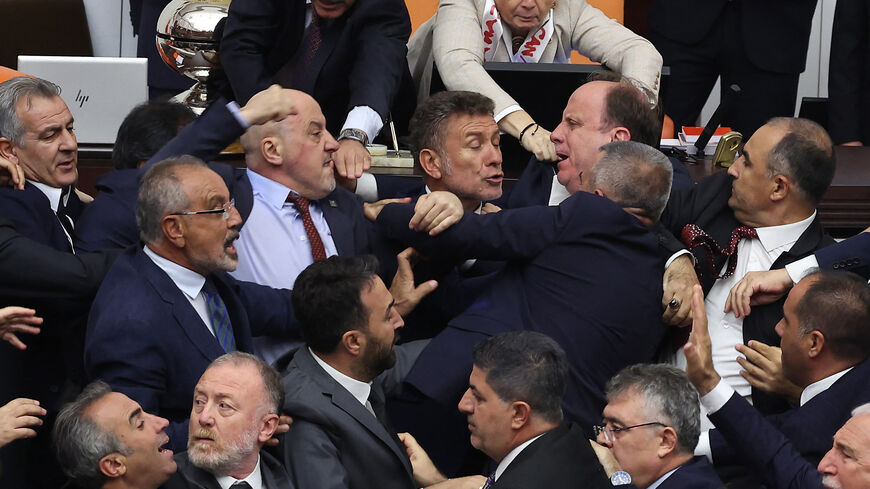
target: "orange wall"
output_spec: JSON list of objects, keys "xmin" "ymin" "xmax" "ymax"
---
[{"xmin": 406, "ymin": 0, "xmax": 624, "ymax": 64}]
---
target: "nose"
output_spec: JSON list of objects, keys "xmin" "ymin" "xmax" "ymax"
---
[
  {"xmin": 550, "ymin": 123, "xmax": 565, "ymax": 145},
  {"xmin": 226, "ymin": 203, "xmax": 243, "ymax": 229},
  {"xmin": 727, "ymin": 158, "xmax": 740, "ymax": 178},
  {"xmin": 197, "ymin": 402, "xmax": 215, "ymax": 427},
  {"xmin": 817, "ymin": 449, "xmax": 836, "ymax": 476},
  {"xmin": 457, "ymin": 389, "xmax": 474, "ymax": 414},
  {"xmin": 597, "ymin": 431, "xmax": 613, "ymax": 448},
  {"xmin": 59, "ymin": 127, "xmax": 77, "ymax": 151},
  {"xmin": 324, "ymin": 131, "xmax": 340, "ymax": 153},
  {"xmin": 150, "ymin": 413, "xmax": 170, "ymax": 432},
  {"xmin": 775, "ymin": 320, "xmax": 784, "ymax": 338}
]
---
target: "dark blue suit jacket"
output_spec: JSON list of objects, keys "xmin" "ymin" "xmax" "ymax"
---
[
  {"xmin": 816, "ymin": 231, "xmax": 870, "ymax": 279},
  {"xmin": 84, "ymin": 246, "xmax": 298, "ymax": 452},
  {"xmin": 377, "ymin": 192, "xmax": 667, "ymax": 428},
  {"xmin": 0, "ymin": 182, "xmax": 84, "ymax": 252},
  {"xmin": 658, "ymin": 456, "xmax": 723, "ymax": 489}
]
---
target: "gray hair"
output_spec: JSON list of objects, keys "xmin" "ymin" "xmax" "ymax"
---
[
  {"xmin": 852, "ymin": 403, "xmax": 870, "ymax": 417},
  {"xmin": 53, "ymin": 381, "xmax": 132, "ymax": 489},
  {"xmin": 764, "ymin": 117, "xmax": 835, "ymax": 205},
  {"xmin": 472, "ymin": 331, "xmax": 567, "ymax": 424},
  {"xmin": 136, "ymin": 156, "xmax": 208, "ymax": 243},
  {"xmin": 0, "ymin": 76, "xmax": 62, "ymax": 146},
  {"xmin": 590, "ymin": 141, "xmax": 673, "ymax": 223},
  {"xmin": 606, "ymin": 364, "xmax": 701, "ymax": 454},
  {"xmin": 207, "ymin": 352, "xmax": 284, "ymax": 415}
]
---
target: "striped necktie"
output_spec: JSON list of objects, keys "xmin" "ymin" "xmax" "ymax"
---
[{"xmin": 202, "ymin": 281, "xmax": 236, "ymax": 352}]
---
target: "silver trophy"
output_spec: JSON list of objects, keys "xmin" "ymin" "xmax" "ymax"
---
[{"xmin": 156, "ymin": 0, "xmax": 231, "ymax": 114}]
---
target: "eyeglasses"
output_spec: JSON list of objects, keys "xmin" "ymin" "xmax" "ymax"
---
[
  {"xmin": 593, "ymin": 421, "xmax": 667, "ymax": 443},
  {"xmin": 170, "ymin": 199, "xmax": 236, "ymax": 220}
]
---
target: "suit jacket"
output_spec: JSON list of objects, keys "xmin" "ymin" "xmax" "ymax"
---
[
  {"xmin": 659, "ymin": 170, "xmax": 834, "ymax": 414},
  {"xmin": 828, "ymin": 0, "xmax": 870, "ymax": 144},
  {"xmin": 707, "ymin": 392, "xmax": 824, "ymax": 489},
  {"xmin": 709, "ymin": 358, "xmax": 870, "ymax": 486},
  {"xmin": 84, "ymin": 246, "xmax": 299, "ymax": 452},
  {"xmin": 410, "ymin": 0, "xmax": 662, "ymax": 115},
  {"xmin": 0, "ymin": 182, "xmax": 85, "ymax": 252},
  {"xmin": 377, "ymin": 192, "xmax": 667, "ymax": 429},
  {"xmin": 278, "ymin": 343, "xmax": 427, "ymax": 489},
  {"xmin": 215, "ymin": 0, "xmax": 411, "ymax": 135},
  {"xmin": 816, "ymin": 231, "xmax": 870, "ymax": 279},
  {"xmin": 657, "ymin": 456, "xmax": 723, "ymax": 489},
  {"xmin": 491, "ymin": 423, "xmax": 611, "ymax": 489},
  {"xmin": 161, "ymin": 450, "xmax": 294, "ymax": 489},
  {"xmin": 647, "ymin": 0, "xmax": 818, "ymax": 74}
]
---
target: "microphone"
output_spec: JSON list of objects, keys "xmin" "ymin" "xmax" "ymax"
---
[{"xmin": 695, "ymin": 84, "xmax": 741, "ymax": 158}]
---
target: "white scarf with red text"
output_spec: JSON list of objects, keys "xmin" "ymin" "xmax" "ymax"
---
[{"xmin": 480, "ymin": 0, "xmax": 554, "ymax": 63}]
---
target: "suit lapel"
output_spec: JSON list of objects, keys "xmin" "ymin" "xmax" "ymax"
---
[
  {"xmin": 177, "ymin": 453, "xmax": 223, "ymax": 489},
  {"xmin": 771, "ymin": 213, "xmax": 831, "ymax": 269},
  {"xmin": 318, "ymin": 194, "xmax": 354, "ymax": 256}
]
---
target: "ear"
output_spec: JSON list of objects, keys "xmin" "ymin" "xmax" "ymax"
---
[
  {"xmin": 770, "ymin": 174, "xmax": 790, "ymax": 203},
  {"xmin": 592, "ymin": 188, "xmax": 606, "ymax": 198},
  {"xmin": 98, "ymin": 453, "xmax": 127, "ymax": 479},
  {"xmin": 806, "ymin": 330, "xmax": 825, "ymax": 359},
  {"xmin": 656, "ymin": 426, "xmax": 678, "ymax": 458},
  {"xmin": 610, "ymin": 127, "xmax": 631, "ymax": 142},
  {"xmin": 161, "ymin": 215, "xmax": 186, "ymax": 248},
  {"xmin": 261, "ymin": 136, "xmax": 283, "ymax": 167},
  {"xmin": 0, "ymin": 137, "xmax": 18, "ymax": 163},
  {"xmin": 509, "ymin": 401, "xmax": 532, "ymax": 430},
  {"xmin": 418, "ymin": 149, "xmax": 443, "ymax": 180},
  {"xmin": 258, "ymin": 413, "xmax": 279, "ymax": 443},
  {"xmin": 341, "ymin": 330, "xmax": 365, "ymax": 357}
]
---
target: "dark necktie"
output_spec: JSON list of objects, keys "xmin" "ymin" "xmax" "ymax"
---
[
  {"xmin": 287, "ymin": 194, "xmax": 327, "ymax": 262},
  {"xmin": 57, "ymin": 186, "xmax": 76, "ymax": 244},
  {"xmin": 202, "ymin": 281, "xmax": 236, "ymax": 352},
  {"xmin": 681, "ymin": 224, "xmax": 759, "ymax": 279},
  {"xmin": 301, "ymin": 13, "xmax": 322, "ymax": 70},
  {"xmin": 482, "ymin": 473, "xmax": 496, "ymax": 489},
  {"xmin": 230, "ymin": 482, "xmax": 252, "ymax": 489}
]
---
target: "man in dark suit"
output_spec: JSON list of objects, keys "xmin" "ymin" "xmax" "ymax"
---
[
  {"xmin": 593, "ymin": 364, "xmax": 722, "ymax": 489},
  {"xmin": 647, "ymin": 0, "xmax": 818, "ymax": 137},
  {"xmin": 277, "ymin": 255, "xmax": 482, "ymax": 489},
  {"xmin": 455, "ymin": 331, "xmax": 611, "ymax": 488},
  {"xmin": 85, "ymin": 157, "xmax": 298, "ymax": 453},
  {"xmin": 660, "ymin": 117, "xmax": 836, "ymax": 416},
  {"xmin": 0, "ymin": 76, "xmax": 84, "ymax": 253},
  {"xmin": 683, "ymin": 269, "xmax": 870, "ymax": 488},
  {"xmin": 216, "ymin": 0, "xmax": 413, "ymax": 181},
  {"xmin": 828, "ymin": 0, "xmax": 870, "ymax": 146},
  {"xmin": 164, "ymin": 352, "xmax": 293, "ymax": 489},
  {"xmin": 129, "ymin": 0, "xmax": 194, "ymax": 99}
]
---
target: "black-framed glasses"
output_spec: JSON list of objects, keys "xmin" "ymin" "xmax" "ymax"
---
[
  {"xmin": 593, "ymin": 422, "xmax": 667, "ymax": 443},
  {"xmin": 170, "ymin": 199, "xmax": 235, "ymax": 220}
]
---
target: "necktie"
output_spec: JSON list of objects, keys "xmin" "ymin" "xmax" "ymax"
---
[
  {"xmin": 202, "ymin": 281, "xmax": 236, "ymax": 353},
  {"xmin": 287, "ymin": 194, "xmax": 327, "ymax": 262},
  {"xmin": 301, "ymin": 13, "xmax": 322, "ymax": 70},
  {"xmin": 681, "ymin": 224, "xmax": 759, "ymax": 279},
  {"xmin": 230, "ymin": 482, "xmax": 252, "ymax": 489},
  {"xmin": 57, "ymin": 186, "xmax": 76, "ymax": 247},
  {"xmin": 482, "ymin": 473, "xmax": 496, "ymax": 489}
]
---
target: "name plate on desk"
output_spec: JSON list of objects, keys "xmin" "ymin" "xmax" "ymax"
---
[{"xmin": 371, "ymin": 150, "xmax": 414, "ymax": 168}]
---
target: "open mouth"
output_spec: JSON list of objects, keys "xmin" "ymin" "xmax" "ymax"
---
[
  {"xmin": 158, "ymin": 436, "xmax": 172, "ymax": 454},
  {"xmin": 485, "ymin": 174, "xmax": 504, "ymax": 184}
]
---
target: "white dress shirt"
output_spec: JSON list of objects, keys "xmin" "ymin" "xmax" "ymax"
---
[
  {"xmin": 30, "ymin": 180, "xmax": 75, "ymax": 249},
  {"xmin": 310, "ymin": 348, "xmax": 376, "ymax": 417},
  {"xmin": 493, "ymin": 433, "xmax": 545, "ymax": 482},
  {"xmin": 675, "ymin": 212, "xmax": 815, "ymax": 431},
  {"xmin": 142, "ymin": 245, "xmax": 215, "ymax": 337},
  {"xmin": 215, "ymin": 454, "xmax": 264, "ymax": 489}
]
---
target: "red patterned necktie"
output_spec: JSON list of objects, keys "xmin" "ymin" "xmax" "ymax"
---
[
  {"xmin": 681, "ymin": 224, "xmax": 758, "ymax": 279},
  {"xmin": 287, "ymin": 194, "xmax": 327, "ymax": 262}
]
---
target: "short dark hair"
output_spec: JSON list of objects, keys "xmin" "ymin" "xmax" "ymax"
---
[
  {"xmin": 765, "ymin": 117, "xmax": 835, "ymax": 205},
  {"xmin": 53, "ymin": 381, "xmax": 131, "ymax": 489},
  {"xmin": 207, "ymin": 352, "xmax": 285, "ymax": 415},
  {"xmin": 409, "ymin": 90, "xmax": 495, "ymax": 161},
  {"xmin": 587, "ymin": 72, "xmax": 662, "ymax": 147},
  {"xmin": 472, "ymin": 331, "xmax": 567, "ymax": 424},
  {"xmin": 292, "ymin": 255, "xmax": 380, "ymax": 353},
  {"xmin": 796, "ymin": 270, "xmax": 870, "ymax": 362},
  {"xmin": 112, "ymin": 100, "xmax": 195, "ymax": 170},
  {"xmin": 606, "ymin": 364, "xmax": 701, "ymax": 454},
  {"xmin": 592, "ymin": 141, "xmax": 673, "ymax": 223}
]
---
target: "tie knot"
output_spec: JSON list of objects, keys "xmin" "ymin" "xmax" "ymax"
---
[
  {"xmin": 231, "ymin": 482, "xmax": 252, "ymax": 489},
  {"xmin": 287, "ymin": 193, "xmax": 311, "ymax": 212},
  {"xmin": 732, "ymin": 225, "xmax": 758, "ymax": 241}
]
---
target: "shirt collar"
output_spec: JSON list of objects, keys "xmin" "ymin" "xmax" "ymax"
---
[
  {"xmin": 246, "ymin": 169, "xmax": 306, "ymax": 211},
  {"xmin": 29, "ymin": 180, "xmax": 66, "ymax": 213},
  {"xmin": 423, "ymin": 185, "xmax": 483, "ymax": 214},
  {"xmin": 309, "ymin": 347, "xmax": 372, "ymax": 406},
  {"xmin": 215, "ymin": 454, "xmax": 263, "ymax": 489},
  {"xmin": 493, "ymin": 433, "xmax": 545, "ymax": 481},
  {"xmin": 142, "ymin": 245, "xmax": 207, "ymax": 301},
  {"xmin": 800, "ymin": 366, "xmax": 853, "ymax": 406},
  {"xmin": 755, "ymin": 211, "xmax": 816, "ymax": 253},
  {"xmin": 646, "ymin": 466, "xmax": 679, "ymax": 489}
]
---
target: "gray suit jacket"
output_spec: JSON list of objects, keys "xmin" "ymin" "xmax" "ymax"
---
[
  {"xmin": 278, "ymin": 342, "xmax": 427, "ymax": 489},
  {"xmin": 161, "ymin": 450, "xmax": 294, "ymax": 489}
]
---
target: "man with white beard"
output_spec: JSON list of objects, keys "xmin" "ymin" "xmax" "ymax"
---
[{"xmin": 162, "ymin": 352, "xmax": 294, "ymax": 489}]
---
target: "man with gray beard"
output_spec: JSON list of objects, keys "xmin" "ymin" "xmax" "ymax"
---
[{"xmin": 162, "ymin": 352, "xmax": 294, "ymax": 489}]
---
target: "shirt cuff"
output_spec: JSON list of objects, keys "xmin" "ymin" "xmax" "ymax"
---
[
  {"xmin": 342, "ymin": 106, "xmax": 383, "ymax": 142},
  {"xmin": 694, "ymin": 430, "xmax": 713, "ymax": 462},
  {"xmin": 226, "ymin": 101, "xmax": 250, "ymax": 130},
  {"xmin": 355, "ymin": 172, "xmax": 378, "ymax": 203},
  {"xmin": 665, "ymin": 249, "xmax": 693, "ymax": 269},
  {"xmin": 699, "ymin": 379, "xmax": 735, "ymax": 415},
  {"xmin": 494, "ymin": 104, "xmax": 523, "ymax": 123},
  {"xmin": 785, "ymin": 255, "xmax": 819, "ymax": 284}
]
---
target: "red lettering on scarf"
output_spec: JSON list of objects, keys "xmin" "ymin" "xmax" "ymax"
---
[{"xmin": 483, "ymin": 18, "xmax": 498, "ymax": 45}]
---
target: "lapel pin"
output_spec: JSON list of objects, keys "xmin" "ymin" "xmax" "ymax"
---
[{"xmin": 329, "ymin": 200, "xmax": 338, "ymax": 207}]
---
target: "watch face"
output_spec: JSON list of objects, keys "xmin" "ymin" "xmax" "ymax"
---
[{"xmin": 611, "ymin": 471, "xmax": 632, "ymax": 485}]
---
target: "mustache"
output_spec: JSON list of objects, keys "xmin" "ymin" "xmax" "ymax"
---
[{"xmin": 224, "ymin": 230, "xmax": 240, "ymax": 246}]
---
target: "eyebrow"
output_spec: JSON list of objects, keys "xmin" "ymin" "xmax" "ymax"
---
[
  {"xmin": 307, "ymin": 121, "xmax": 324, "ymax": 132},
  {"xmin": 602, "ymin": 415, "xmax": 625, "ymax": 426},
  {"xmin": 128, "ymin": 407, "xmax": 143, "ymax": 426},
  {"xmin": 385, "ymin": 299, "xmax": 395, "ymax": 319}
]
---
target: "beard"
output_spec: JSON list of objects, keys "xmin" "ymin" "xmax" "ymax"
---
[
  {"xmin": 821, "ymin": 476, "xmax": 841, "ymax": 489},
  {"xmin": 187, "ymin": 425, "xmax": 259, "ymax": 476},
  {"xmin": 359, "ymin": 332, "xmax": 398, "ymax": 380}
]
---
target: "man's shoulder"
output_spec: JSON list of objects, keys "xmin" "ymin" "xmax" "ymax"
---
[
  {"xmin": 661, "ymin": 456, "xmax": 723, "ymax": 489},
  {"xmin": 0, "ymin": 183, "xmax": 51, "ymax": 212}
]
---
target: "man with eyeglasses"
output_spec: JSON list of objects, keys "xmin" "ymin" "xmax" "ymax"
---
[
  {"xmin": 592, "ymin": 364, "xmax": 723, "ymax": 489},
  {"xmin": 84, "ymin": 157, "xmax": 298, "ymax": 454}
]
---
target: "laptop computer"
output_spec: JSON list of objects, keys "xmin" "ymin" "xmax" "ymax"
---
[{"xmin": 16, "ymin": 56, "xmax": 148, "ymax": 144}]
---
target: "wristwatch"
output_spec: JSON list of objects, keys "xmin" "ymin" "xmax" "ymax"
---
[
  {"xmin": 338, "ymin": 128, "xmax": 369, "ymax": 146},
  {"xmin": 610, "ymin": 471, "xmax": 632, "ymax": 486}
]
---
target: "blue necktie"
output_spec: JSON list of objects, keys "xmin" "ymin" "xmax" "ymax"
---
[
  {"xmin": 202, "ymin": 282, "xmax": 235, "ymax": 352},
  {"xmin": 482, "ymin": 474, "xmax": 496, "ymax": 489}
]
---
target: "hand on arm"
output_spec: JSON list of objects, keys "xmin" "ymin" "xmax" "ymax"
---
[
  {"xmin": 662, "ymin": 254, "xmax": 699, "ymax": 327},
  {"xmin": 398, "ymin": 432, "xmax": 446, "ymax": 486},
  {"xmin": 683, "ymin": 285, "xmax": 722, "ymax": 396},
  {"xmin": 0, "ymin": 398, "xmax": 45, "ymax": 448},
  {"xmin": 238, "ymin": 85, "xmax": 299, "ymax": 126},
  {"xmin": 363, "ymin": 197, "xmax": 412, "ymax": 222},
  {"xmin": 736, "ymin": 341, "xmax": 802, "ymax": 404},
  {"xmin": 389, "ymin": 247, "xmax": 438, "ymax": 317},
  {"xmin": 333, "ymin": 139, "xmax": 371, "ymax": 180},
  {"xmin": 499, "ymin": 111, "xmax": 557, "ymax": 162},
  {"xmin": 410, "ymin": 191, "xmax": 464, "ymax": 235},
  {"xmin": 724, "ymin": 269, "xmax": 793, "ymax": 318},
  {"xmin": 0, "ymin": 306, "xmax": 42, "ymax": 350}
]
